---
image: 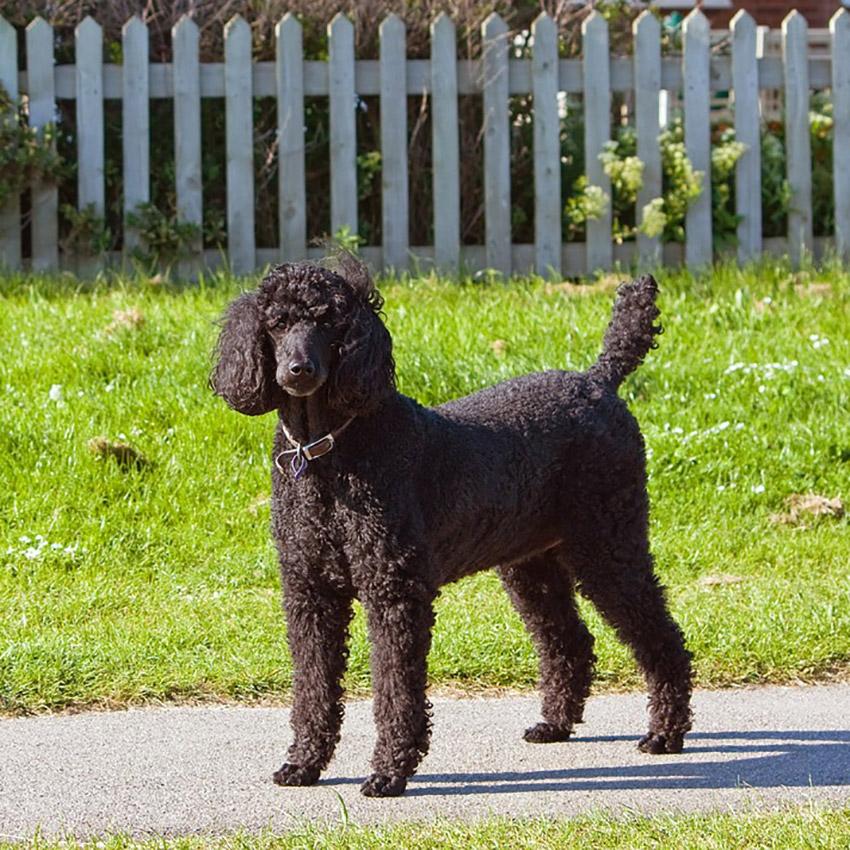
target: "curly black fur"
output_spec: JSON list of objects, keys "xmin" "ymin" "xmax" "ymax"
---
[{"xmin": 212, "ymin": 259, "xmax": 692, "ymax": 798}]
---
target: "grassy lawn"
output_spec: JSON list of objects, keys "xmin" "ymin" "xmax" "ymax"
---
[
  {"xmin": 4, "ymin": 805, "xmax": 850, "ymax": 848},
  {"xmin": 1, "ymin": 260, "xmax": 848, "ymax": 714}
]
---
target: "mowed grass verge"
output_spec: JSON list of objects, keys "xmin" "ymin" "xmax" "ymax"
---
[
  {"xmin": 0, "ymin": 261, "xmax": 848, "ymax": 714},
  {"xmin": 3, "ymin": 805, "xmax": 850, "ymax": 849}
]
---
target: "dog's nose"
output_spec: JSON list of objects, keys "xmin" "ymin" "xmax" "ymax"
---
[{"xmin": 288, "ymin": 360, "xmax": 316, "ymax": 377}]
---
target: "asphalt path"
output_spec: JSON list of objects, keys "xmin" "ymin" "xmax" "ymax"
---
[{"xmin": 1, "ymin": 684, "xmax": 849, "ymax": 839}]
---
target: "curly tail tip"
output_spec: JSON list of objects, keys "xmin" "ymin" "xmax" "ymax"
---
[{"xmin": 590, "ymin": 274, "xmax": 662, "ymax": 389}]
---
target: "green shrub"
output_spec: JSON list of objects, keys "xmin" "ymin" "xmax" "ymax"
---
[{"xmin": 0, "ymin": 84, "xmax": 64, "ymax": 206}]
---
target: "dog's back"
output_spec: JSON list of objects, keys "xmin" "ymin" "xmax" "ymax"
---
[{"xmin": 420, "ymin": 368, "xmax": 646, "ymax": 585}]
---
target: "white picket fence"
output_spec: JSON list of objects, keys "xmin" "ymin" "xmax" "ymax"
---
[{"xmin": 1, "ymin": 8, "xmax": 849, "ymax": 277}]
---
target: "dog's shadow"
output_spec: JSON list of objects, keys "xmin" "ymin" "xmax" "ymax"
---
[{"xmin": 327, "ymin": 730, "xmax": 850, "ymax": 796}]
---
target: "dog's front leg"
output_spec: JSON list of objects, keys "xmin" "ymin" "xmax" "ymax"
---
[
  {"xmin": 360, "ymin": 578, "xmax": 436, "ymax": 797},
  {"xmin": 273, "ymin": 578, "xmax": 353, "ymax": 787}
]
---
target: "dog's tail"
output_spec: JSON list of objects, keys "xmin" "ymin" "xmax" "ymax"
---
[{"xmin": 588, "ymin": 274, "xmax": 661, "ymax": 390}]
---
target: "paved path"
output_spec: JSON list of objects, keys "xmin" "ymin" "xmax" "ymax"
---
[{"xmin": 1, "ymin": 684, "xmax": 849, "ymax": 838}]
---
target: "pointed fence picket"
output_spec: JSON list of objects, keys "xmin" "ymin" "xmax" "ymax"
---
[
  {"xmin": 224, "ymin": 15, "xmax": 255, "ymax": 276},
  {"xmin": 173, "ymin": 16, "xmax": 203, "ymax": 277},
  {"xmin": 25, "ymin": 17, "xmax": 58, "ymax": 271},
  {"xmin": 0, "ymin": 16, "xmax": 20, "ymax": 268},
  {"xmin": 832, "ymin": 10, "xmax": 850, "ymax": 262},
  {"xmin": 532, "ymin": 14, "xmax": 560, "ymax": 278},
  {"xmin": 276, "ymin": 14, "xmax": 306, "ymax": 263},
  {"xmin": 380, "ymin": 14, "xmax": 409, "ymax": 272},
  {"xmin": 430, "ymin": 14, "xmax": 460, "ymax": 272},
  {"xmin": 683, "ymin": 10, "xmax": 712, "ymax": 269},
  {"xmin": 76, "ymin": 18, "xmax": 104, "ymax": 217},
  {"xmin": 481, "ymin": 13, "xmax": 511, "ymax": 275},
  {"xmin": 0, "ymin": 9, "xmax": 847, "ymax": 277},
  {"xmin": 732, "ymin": 11, "xmax": 762, "ymax": 264},
  {"xmin": 122, "ymin": 16, "xmax": 149, "ymax": 257},
  {"xmin": 633, "ymin": 12, "xmax": 662, "ymax": 268},
  {"xmin": 583, "ymin": 12, "xmax": 612, "ymax": 275},
  {"xmin": 328, "ymin": 14, "xmax": 357, "ymax": 238},
  {"xmin": 783, "ymin": 11, "xmax": 814, "ymax": 266}
]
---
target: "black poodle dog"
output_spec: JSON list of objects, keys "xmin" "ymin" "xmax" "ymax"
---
[{"xmin": 212, "ymin": 256, "xmax": 692, "ymax": 798}]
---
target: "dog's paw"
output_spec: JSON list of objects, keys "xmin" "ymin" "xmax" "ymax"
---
[
  {"xmin": 638, "ymin": 732, "xmax": 684, "ymax": 754},
  {"xmin": 273, "ymin": 762, "xmax": 321, "ymax": 786},
  {"xmin": 360, "ymin": 773, "xmax": 407, "ymax": 797},
  {"xmin": 523, "ymin": 722, "xmax": 573, "ymax": 744}
]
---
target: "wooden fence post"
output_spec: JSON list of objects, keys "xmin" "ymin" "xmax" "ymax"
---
[
  {"xmin": 731, "ymin": 11, "xmax": 762, "ymax": 264},
  {"xmin": 173, "ymin": 15, "xmax": 203, "ymax": 277},
  {"xmin": 26, "ymin": 17, "xmax": 58, "ymax": 271},
  {"xmin": 0, "ymin": 15, "xmax": 20, "ymax": 269},
  {"xmin": 782, "ymin": 11, "xmax": 813, "ymax": 267},
  {"xmin": 276, "ymin": 14, "xmax": 306, "ymax": 262},
  {"xmin": 683, "ymin": 9, "xmax": 712, "ymax": 269},
  {"xmin": 122, "ymin": 16, "xmax": 149, "ymax": 259},
  {"xmin": 831, "ymin": 9, "xmax": 850, "ymax": 262},
  {"xmin": 481, "ymin": 13, "xmax": 511, "ymax": 275},
  {"xmin": 380, "ymin": 14, "xmax": 409, "ymax": 272},
  {"xmin": 224, "ymin": 14, "xmax": 256, "ymax": 275},
  {"xmin": 431, "ymin": 14, "xmax": 460, "ymax": 272},
  {"xmin": 633, "ymin": 11, "xmax": 662, "ymax": 268}
]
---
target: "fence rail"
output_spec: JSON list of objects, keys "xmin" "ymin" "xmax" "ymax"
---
[{"xmin": 1, "ymin": 8, "xmax": 849, "ymax": 277}]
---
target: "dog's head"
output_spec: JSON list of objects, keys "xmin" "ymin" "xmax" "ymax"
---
[{"xmin": 211, "ymin": 257, "xmax": 395, "ymax": 417}]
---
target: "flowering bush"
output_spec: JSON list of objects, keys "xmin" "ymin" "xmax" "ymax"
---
[
  {"xmin": 564, "ymin": 177, "xmax": 611, "ymax": 234},
  {"xmin": 709, "ymin": 127, "xmax": 748, "ymax": 251}
]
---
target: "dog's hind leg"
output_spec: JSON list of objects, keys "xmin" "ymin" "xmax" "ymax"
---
[
  {"xmin": 573, "ymin": 541, "xmax": 693, "ymax": 755},
  {"xmin": 273, "ymin": 579, "xmax": 353, "ymax": 787},
  {"xmin": 498, "ymin": 552, "xmax": 596, "ymax": 744}
]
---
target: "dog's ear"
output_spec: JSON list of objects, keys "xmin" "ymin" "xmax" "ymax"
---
[
  {"xmin": 210, "ymin": 291, "xmax": 284, "ymax": 415},
  {"xmin": 328, "ymin": 298, "xmax": 395, "ymax": 416}
]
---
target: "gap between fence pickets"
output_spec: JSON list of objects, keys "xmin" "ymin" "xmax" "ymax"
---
[{"xmin": 2, "ymin": 9, "xmax": 849, "ymax": 276}]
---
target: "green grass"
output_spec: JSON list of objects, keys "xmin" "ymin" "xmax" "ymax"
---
[
  {"xmin": 1, "ymin": 261, "xmax": 849, "ymax": 714},
  {"xmin": 5, "ymin": 805, "xmax": 850, "ymax": 848}
]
